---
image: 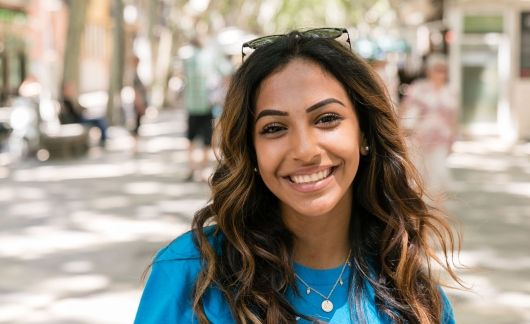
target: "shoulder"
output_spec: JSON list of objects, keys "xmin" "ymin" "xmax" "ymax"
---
[
  {"xmin": 155, "ymin": 225, "xmax": 221, "ymax": 262},
  {"xmin": 134, "ymin": 225, "xmax": 225, "ymax": 324},
  {"xmin": 440, "ymin": 288, "xmax": 456, "ymax": 324},
  {"xmin": 407, "ymin": 79, "xmax": 430, "ymax": 93}
]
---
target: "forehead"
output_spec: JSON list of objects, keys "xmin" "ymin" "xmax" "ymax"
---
[{"xmin": 255, "ymin": 58, "xmax": 350, "ymax": 111}]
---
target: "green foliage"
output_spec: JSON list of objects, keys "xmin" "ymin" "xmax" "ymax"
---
[{"xmin": 202, "ymin": 0, "xmax": 386, "ymax": 34}]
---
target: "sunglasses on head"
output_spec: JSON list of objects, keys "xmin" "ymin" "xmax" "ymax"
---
[{"xmin": 241, "ymin": 27, "xmax": 351, "ymax": 61}]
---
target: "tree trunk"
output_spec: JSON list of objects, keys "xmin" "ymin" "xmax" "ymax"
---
[
  {"xmin": 106, "ymin": 0, "xmax": 125, "ymax": 125},
  {"xmin": 62, "ymin": 1, "xmax": 88, "ymax": 93}
]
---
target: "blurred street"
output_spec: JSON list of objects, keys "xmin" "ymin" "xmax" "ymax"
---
[
  {"xmin": 2, "ymin": 1, "xmax": 530, "ymax": 323},
  {"xmin": 447, "ymin": 139, "xmax": 530, "ymax": 324},
  {"xmin": 0, "ymin": 108, "xmax": 210, "ymax": 324},
  {"xmin": 0, "ymin": 107, "xmax": 529, "ymax": 324}
]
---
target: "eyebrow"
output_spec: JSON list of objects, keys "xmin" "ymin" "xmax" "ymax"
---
[
  {"xmin": 255, "ymin": 98, "xmax": 345, "ymax": 122},
  {"xmin": 306, "ymin": 98, "xmax": 345, "ymax": 113}
]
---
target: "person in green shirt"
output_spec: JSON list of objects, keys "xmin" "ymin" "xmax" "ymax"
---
[{"xmin": 183, "ymin": 37, "xmax": 215, "ymax": 181}]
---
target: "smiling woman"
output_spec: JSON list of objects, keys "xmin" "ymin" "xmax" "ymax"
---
[
  {"xmin": 254, "ymin": 58, "xmax": 362, "ymax": 223},
  {"xmin": 134, "ymin": 29, "xmax": 462, "ymax": 324}
]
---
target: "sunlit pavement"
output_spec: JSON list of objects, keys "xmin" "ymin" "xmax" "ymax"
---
[
  {"xmin": 0, "ymin": 107, "xmax": 210, "ymax": 324},
  {"xmin": 0, "ymin": 111, "xmax": 529, "ymax": 323},
  {"xmin": 447, "ymin": 139, "xmax": 530, "ymax": 324}
]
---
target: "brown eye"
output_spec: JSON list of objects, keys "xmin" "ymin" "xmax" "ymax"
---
[
  {"xmin": 260, "ymin": 123, "xmax": 286, "ymax": 135},
  {"xmin": 316, "ymin": 113, "xmax": 342, "ymax": 126}
]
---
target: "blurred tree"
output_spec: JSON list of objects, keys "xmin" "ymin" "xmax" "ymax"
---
[
  {"xmin": 202, "ymin": 0, "xmax": 384, "ymax": 35},
  {"xmin": 128, "ymin": 0, "xmax": 393, "ymax": 110},
  {"xmin": 147, "ymin": 0, "xmax": 159, "ymax": 70},
  {"xmin": 150, "ymin": 0, "xmax": 177, "ymax": 109},
  {"xmin": 62, "ymin": 0, "xmax": 88, "ymax": 93},
  {"xmin": 107, "ymin": 0, "xmax": 125, "ymax": 125},
  {"xmin": 133, "ymin": 0, "xmax": 181, "ymax": 109}
]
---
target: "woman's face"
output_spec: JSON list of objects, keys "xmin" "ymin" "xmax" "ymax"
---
[
  {"xmin": 253, "ymin": 58, "xmax": 364, "ymax": 219},
  {"xmin": 427, "ymin": 64, "xmax": 448, "ymax": 85}
]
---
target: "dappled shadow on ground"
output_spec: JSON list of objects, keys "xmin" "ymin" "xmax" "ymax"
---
[
  {"xmin": 0, "ymin": 138, "xmax": 211, "ymax": 323},
  {"xmin": 445, "ymin": 143, "xmax": 530, "ymax": 324}
]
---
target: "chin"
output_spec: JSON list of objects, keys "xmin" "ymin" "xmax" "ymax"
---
[
  {"xmin": 278, "ymin": 185, "xmax": 353, "ymax": 220},
  {"xmin": 289, "ymin": 200, "xmax": 341, "ymax": 218}
]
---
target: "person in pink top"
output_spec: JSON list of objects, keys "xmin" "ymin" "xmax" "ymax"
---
[{"xmin": 401, "ymin": 54, "xmax": 458, "ymax": 200}]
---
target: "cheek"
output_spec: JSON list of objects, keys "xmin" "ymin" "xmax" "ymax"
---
[
  {"xmin": 320, "ymin": 125, "xmax": 362, "ymax": 156},
  {"xmin": 254, "ymin": 139, "xmax": 284, "ymax": 175}
]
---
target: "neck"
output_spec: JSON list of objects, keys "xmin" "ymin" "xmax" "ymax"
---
[
  {"xmin": 282, "ymin": 196, "xmax": 352, "ymax": 269},
  {"xmin": 292, "ymin": 227, "xmax": 351, "ymax": 269}
]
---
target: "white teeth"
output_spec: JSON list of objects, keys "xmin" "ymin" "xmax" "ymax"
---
[{"xmin": 290, "ymin": 169, "xmax": 332, "ymax": 184}]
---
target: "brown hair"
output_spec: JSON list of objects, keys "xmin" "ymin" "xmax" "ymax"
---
[{"xmin": 191, "ymin": 30, "xmax": 461, "ymax": 323}]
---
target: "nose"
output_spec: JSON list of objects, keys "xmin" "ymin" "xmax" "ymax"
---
[{"xmin": 290, "ymin": 127, "xmax": 321, "ymax": 163}]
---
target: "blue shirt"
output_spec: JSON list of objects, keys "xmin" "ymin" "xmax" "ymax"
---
[{"xmin": 134, "ymin": 228, "xmax": 455, "ymax": 323}]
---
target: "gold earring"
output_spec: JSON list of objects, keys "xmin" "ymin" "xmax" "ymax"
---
[{"xmin": 361, "ymin": 145, "xmax": 370, "ymax": 155}]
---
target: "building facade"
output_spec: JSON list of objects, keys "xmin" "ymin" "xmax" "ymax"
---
[{"xmin": 447, "ymin": 0, "xmax": 530, "ymax": 141}]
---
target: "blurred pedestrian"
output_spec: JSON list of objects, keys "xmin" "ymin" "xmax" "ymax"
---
[
  {"xmin": 131, "ymin": 56, "xmax": 148, "ymax": 154},
  {"xmin": 182, "ymin": 37, "xmax": 214, "ymax": 181},
  {"xmin": 369, "ymin": 57, "xmax": 400, "ymax": 108},
  {"xmin": 135, "ymin": 28, "xmax": 460, "ymax": 323},
  {"xmin": 400, "ymin": 53, "xmax": 458, "ymax": 198},
  {"xmin": 60, "ymin": 81, "xmax": 108, "ymax": 146}
]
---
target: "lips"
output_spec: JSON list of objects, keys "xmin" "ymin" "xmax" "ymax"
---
[{"xmin": 287, "ymin": 167, "xmax": 336, "ymax": 184}]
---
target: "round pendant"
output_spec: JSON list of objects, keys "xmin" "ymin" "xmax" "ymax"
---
[{"xmin": 321, "ymin": 299, "xmax": 334, "ymax": 313}]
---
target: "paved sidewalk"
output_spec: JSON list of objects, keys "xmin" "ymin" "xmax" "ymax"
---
[
  {"xmin": 0, "ymin": 108, "xmax": 207, "ymax": 324},
  {"xmin": 0, "ymin": 108, "xmax": 529, "ymax": 323},
  {"xmin": 446, "ymin": 139, "xmax": 530, "ymax": 324}
]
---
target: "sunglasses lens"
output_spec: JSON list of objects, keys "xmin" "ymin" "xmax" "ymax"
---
[
  {"xmin": 305, "ymin": 28, "xmax": 343, "ymax": 38},
  {"xmin": 246, "ymin": 35, "xmax": 282, "ymax": 49}
]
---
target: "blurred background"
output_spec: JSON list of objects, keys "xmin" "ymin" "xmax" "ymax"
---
[{"xmin": 0, "ymin": 0, "xmax": 529, "ymax": 323}]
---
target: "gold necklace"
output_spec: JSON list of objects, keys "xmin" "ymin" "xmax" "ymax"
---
[{"xmin": 294, "ymin": 250, "xmax": 352, "ymax": 313}]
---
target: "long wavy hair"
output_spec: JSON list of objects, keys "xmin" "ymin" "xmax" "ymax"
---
[{"xmin": 191, "ymin": 31, "xmax": 461, "ymax": 323}]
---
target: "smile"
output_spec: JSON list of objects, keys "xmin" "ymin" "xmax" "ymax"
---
[{"xmin": 288, "ymin": 167, "xmax": 336, "ymax": 184}]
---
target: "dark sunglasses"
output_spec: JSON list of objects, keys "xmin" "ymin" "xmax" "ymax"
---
[{"xmin": 241, "ymin": 27, "xmax": 351, "ymax": 61}]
